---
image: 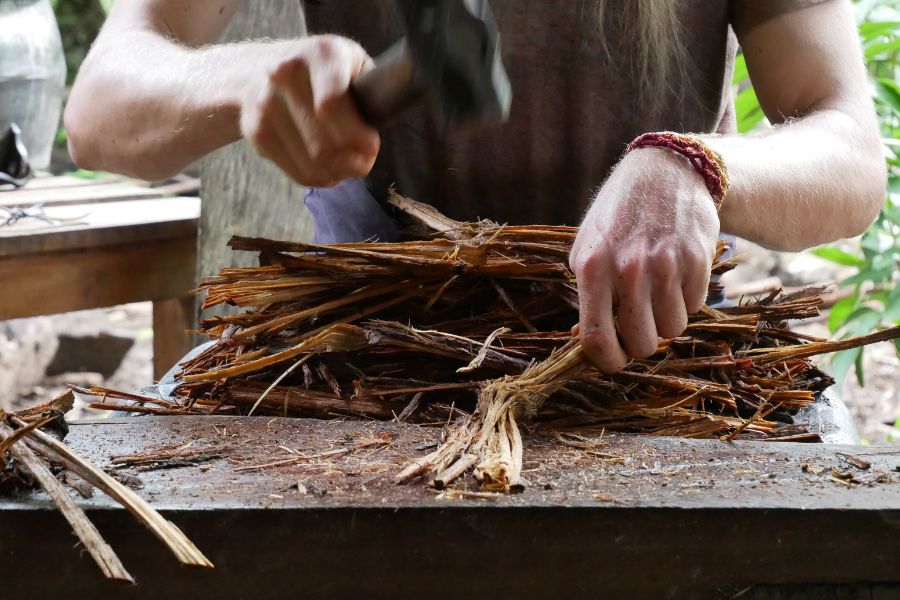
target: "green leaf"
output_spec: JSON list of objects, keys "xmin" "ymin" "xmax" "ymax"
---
[
  {"xmin": 828, "ymin": 295, "xmax": 858, "ymax": 333},
  {"xmin": 876, "ymin": 79, "xmax": 900, "ymax": 115},
  {"xmin": 860, "ymin": 230, "xmax": 884, "ymax": 252},
  {"xmin": 841, "ymin": 267, "xmax": 896, "ymax": 286},
  {"xmin": 872, "ymin": 251, "xmax": 898, "ymax": 271},
  {"xmin": 71, "ymin": 169, "xmax": 109, "ymax": 180},
  {"xmin": 735, "ymin": 86, "xmax": 765, "ymax": 133},
  {"xmin": 809, "ymin": 246, "xmax": 866, "ymax": 267},
  {"xmin": 859, "ymin": 21, "xmax": 900, "ymax": 40},
  {"xmin": 854, "ymin": 347, "xmax": 866, "ymax": 387},
  {"xmin": 845, "ymin": 308, "xmax": 882, "ymax": 337},
  {"xmin": 831, "ymin": 347, "xmax": 861, "ymax": 385},
  {"xmin": 884, "ymin": 284, "xmax": 900, "ymax": 322},
  {"xmin": 865, "ymin": 38, "xmax": 900, "ymax": 59},
  {"xmin": 732, "ymin": 53, "xmax": 749, "ymax": 85}
]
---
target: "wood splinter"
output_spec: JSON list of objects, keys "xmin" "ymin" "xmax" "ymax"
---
[{"xmin": 0, "ymin": 391, "xmax": 213, "ymax": 581}]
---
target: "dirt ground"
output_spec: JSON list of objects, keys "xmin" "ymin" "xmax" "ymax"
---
[
  {"xmin": 3, "ymin": 241, "xmax": 898, "ymax": 445},
  {"xmin": 4, "ymin": 303, "xmax": 153, "ymax": 418}
]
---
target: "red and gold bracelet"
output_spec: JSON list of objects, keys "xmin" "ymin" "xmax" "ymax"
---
[{"xmin": 627, "ymin": 131, "xmax": 730, "ymax": 211}]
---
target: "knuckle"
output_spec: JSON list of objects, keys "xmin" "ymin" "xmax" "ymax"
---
[
  {"xmin": 687, "ymin": 249, "xmax": 710, "ymax": 271},
  {"xmin": 580, "ymin": 329, "xmax": 606, "ymax": 353},
  {"xmin": 572, "ymin": 250, "xmax": 605, "ymax": 278},
  {"xmin": 651, "ymin": 248, "xmax": 677, "ymax": 275},
  {"xmin": 269, "ymin": 57, "xmax": 306, "ymax": 85},
  {"xmin": 345, "ymin": 157, "xmax": 374, "ymax": 178},
  {"xmin": 615, "ymin": 255, "xmax": 644, "ymax": 280},
  {"xmin": 310, "ymin": 34, "xmax": 340, "ymax": 59}
]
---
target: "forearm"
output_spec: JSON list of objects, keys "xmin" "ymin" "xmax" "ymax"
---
[
  {"xmin": 66, "ymin": 31, "xmax": 280, "ymax": 179},
  {"xmin": 704, "ymin": 108, "xmax": 885, "ymax": 251}
]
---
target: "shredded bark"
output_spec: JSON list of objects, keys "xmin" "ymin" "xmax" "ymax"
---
[{"xmin": 85, "ymin": 191, "xmax": 899, "ymax": 491}]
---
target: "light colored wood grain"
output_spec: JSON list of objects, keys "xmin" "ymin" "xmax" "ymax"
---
[
  {"xmin": 0, "ymin": 197, "xmax": 199, "ymax": 257},
  {"xmin": 0, "ymin": 235, "xmax": 196, "ymax": 320},
  {"xmin": 1, "ymin": 175, "xmax": 199, "ymax": 208}
]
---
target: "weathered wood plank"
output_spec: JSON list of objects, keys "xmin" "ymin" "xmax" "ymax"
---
[
  {"xmin": 0, "ymin": 197, "xmax": 199, "ymax": 257},
  {"xmin": 1, "ymin": 175, "xmax": 199, "ymax": 208},
  {"xmin": 2, "ymin": 416, "xmax": 899, "ymax": 597},
  {"xmin": 12, "ymin": 416, "xmax": 894, "ymax": 511},
  {"xmin": 0, "ymin": 235, "xmax": 196, "ymax": 320}
]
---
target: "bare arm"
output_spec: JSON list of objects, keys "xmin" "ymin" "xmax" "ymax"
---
[
  {"xmin": 709, "ymin": 0, "xmax": 886, "ymax": 250},
  {"xmin": 571, "ymin": 0, "xmax": 886, "ymax": 373},
  {"xmin": 65, "ymin": 0, "xmax": 379, "ymax": 184}
]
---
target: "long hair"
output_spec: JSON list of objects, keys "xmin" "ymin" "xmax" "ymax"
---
[{"xmin": 594, "ymin": 1, "xmax": 691, "ymax": 113}]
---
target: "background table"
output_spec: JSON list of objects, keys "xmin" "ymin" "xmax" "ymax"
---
[{"xmin": 0, "ymin": 174, "xmax": 199, "ymax": 378}]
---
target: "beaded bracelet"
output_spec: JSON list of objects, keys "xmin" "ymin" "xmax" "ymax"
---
[{"xmin": 627, "ymin": 131, "xmax": 730, "ymax": 211}]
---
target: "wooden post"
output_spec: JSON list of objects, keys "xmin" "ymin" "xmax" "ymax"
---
[
  {"xmin": 197, "ymin": 1, "xmax": 312, "ymax": 316},
  {"xmin": 151, "ymin": 297, "xmax": 195, "ymax": 380}
]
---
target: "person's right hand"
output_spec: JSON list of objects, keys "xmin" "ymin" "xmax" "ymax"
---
[{"xmin": 240, "ymin": 35, "xmax": 380, "ymax": 187}]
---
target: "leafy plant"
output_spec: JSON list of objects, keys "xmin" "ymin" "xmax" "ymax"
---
[{"xmin": 733, "ymin": 0, "xmax": 900, "ymax": 385}]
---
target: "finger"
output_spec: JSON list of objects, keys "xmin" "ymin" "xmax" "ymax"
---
[
  {"xmin": 615, "ymin": 275, "xmax": 660, "ymax": 359},
  {"xmin": 651, "ymin": 258, "xmax": 689, "ymax": 339},
  {"xmin": 276, "ymin": 82, "xmax": 337, "ymax": 164},
  {"xmin": 275, "ymin": 72, "xmax": 373, "ymax": 181},
  {"xmin": 255, "ymin": 123, "xmax": 326, "ymax": 186},
  {"xmin": 308, "ymin": 40, "xmax": 380, "ymax": 157},
  {"xmin": 578, "ymin": 283, "xmax": 628, "ymax": 374},
  {"xmin": 652, "ymin": 278, "xmax": 689, "ymax": 339},
  {"xmin": 268, "ymin": 97, "xmax": 342, "ymax": 187},
  {"xmin": 247, "ymin": 91, "xmax": 336, "ymax": 186},
  {"xmin": 682, "ymin": 252, "xmax": 713, "ymax": 314}
]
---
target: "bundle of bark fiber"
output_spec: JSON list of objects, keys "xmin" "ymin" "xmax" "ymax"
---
[
  {"xmin": 92, "ymin": 192, "xmax": 900, "ymax": 492},
  {"xmin": 0, "ymin": 391, "xmax": 212, "ymax": 581}
]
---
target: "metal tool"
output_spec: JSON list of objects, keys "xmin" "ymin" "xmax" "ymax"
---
[{"xmin": 350, "ymin": 0, "xmax": 512, "ymax": 130}]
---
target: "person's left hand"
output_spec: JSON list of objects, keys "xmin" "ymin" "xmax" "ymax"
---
[{"xmin": 569, "ymin": 146, "xmax": 721, "ymax": 373}]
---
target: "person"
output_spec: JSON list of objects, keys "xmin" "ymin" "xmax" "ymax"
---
[{"xmin": 64, "ymin": 0, "xmax": 885, "ymax": 376}]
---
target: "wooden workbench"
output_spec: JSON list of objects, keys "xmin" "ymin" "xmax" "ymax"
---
[
  {"xmin": 0, "ymin": 174, "xmax": 199, "ymax": 378},
  {"xmin": 2, "ymin": 416, "xmax": 899, "ymax": 598}
]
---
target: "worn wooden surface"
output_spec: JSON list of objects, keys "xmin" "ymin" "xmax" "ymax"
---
[
  {"xmin": 2, "ymin": 416, "xmax": 899, "ymax": 598},
  {"xmin": 197, "ymin": 0, "xmax": 311, "ymax": 290},
  {"xmin": 0, "ymin": 177, "xmax": 200, "ymax": 379},
  {"xmin": 151, "ymin": 297, "xmax": 195, "ymax": 382},
  {"xmin": 0, "ymin": 174, "xmax": 198, "ymax": 209},
  {"xmin": 0, "ymin": 236, "xmax": 196, "ymax": 320},
  {"xmin": 0, "ymin": 197, "xmax": 199, "ymax": 257}
]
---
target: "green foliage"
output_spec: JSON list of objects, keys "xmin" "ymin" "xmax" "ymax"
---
[
  {"xmin": 70, "ymin": 168, "xmax": 109, "ymax": 180},
  {"xmin": 50, "ymin": 0, "xmax": 109, "ymax": 85},
  {"xmin": 732, "ymin": 0, "xmax": 900, "ymax": 385}
]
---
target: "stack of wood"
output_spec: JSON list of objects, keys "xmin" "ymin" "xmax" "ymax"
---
[
  {"xmin": 91, "ymin": 192, "xmax": 900, "ymax": 492},
  {"xmin": 0, "ymin": 391, "xmax": 212, "ymax": 581}
]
